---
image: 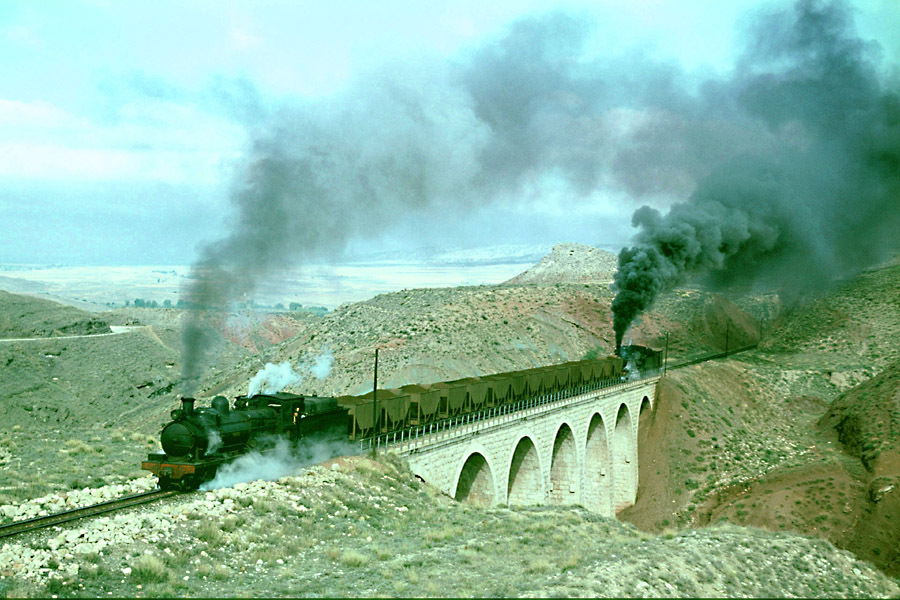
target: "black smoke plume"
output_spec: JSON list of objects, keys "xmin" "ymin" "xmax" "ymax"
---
[
  {"xmin": 179, "ymin": 1, "xmax": 898, "ymax": 389},
  {"xmin": 612, "ymin": 0, "xmax": 900, "ymax": 350}
]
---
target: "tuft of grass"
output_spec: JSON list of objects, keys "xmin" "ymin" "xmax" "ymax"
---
[
  {"xmin": 130, "ymin": 554, "xmax": 171, "ymax": 584},
  {"xmin": 252, "ymin": 499, "xmax": 272, "ymax": 515},
  {"xmin": 374, "ymin": 547, "xmax": 392, "ymax": 561},
  {"xmin": 196, "ymin": 519, "xmax": 222, "ymax": 544},
  {"xmin": 45, "ymin": 577, "xmax": 67, "ymax": 596},
  {"xmin": 79, "ymin": 562, "xmax": 108, "ymax": 579},
  {"xmin": 525, "ymin": 558, "xmax": 553, "ymax": 574},
  {"xmin": 557, "ymin": 553, "xmax": 580, "ymax": 572},
  {"xmin": 63, "ymin": 439, "xmax": 95, "ymax": 455},
  {"xmin": 424, "ymin": 525, "xmax": 459, "ymax": 543},
  {"xmin": 339, "ymin": 549, "xmax": 370, "ymax": 567},
  {"xmin": 251, "ymin": 546, "xmax": 284, "ymax": 564}
]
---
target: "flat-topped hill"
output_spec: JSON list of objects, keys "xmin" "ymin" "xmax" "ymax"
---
[{"xmin": 504, "ymin": 243, "xmax": 618, "ymax": 285}]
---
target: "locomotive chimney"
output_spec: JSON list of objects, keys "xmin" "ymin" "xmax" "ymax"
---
[{"xmin": 181, "ymin": 396, "xmax": 195, "ymax": 416}]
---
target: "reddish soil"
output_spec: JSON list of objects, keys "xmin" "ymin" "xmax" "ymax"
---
[{"xmin": 624, "ymin": 370, "xmax": 900, "ymax": 577}]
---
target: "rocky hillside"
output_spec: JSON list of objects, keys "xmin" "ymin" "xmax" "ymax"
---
[
  {"xmin": 1, "ymin": 455, "xmax": 896, "ymax": 599},
  {"xmin": 621, "ymin": 259, "xmax": 900, "ymax": 578},
  {"xmin": 0, "ymin": 290, "xmax": 110, "ymax": 338},
  {"xmin": 202, "ymin": 280, "xmax": 772, "ymax": 401},
  {"xmin": 505, "ymin": 243, "xmax": 617, "ymax": 285}
]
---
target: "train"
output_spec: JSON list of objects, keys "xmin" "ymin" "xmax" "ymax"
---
[{"xmin": 142, "ymin": 347, "xmax": 662, "ymax": 490}]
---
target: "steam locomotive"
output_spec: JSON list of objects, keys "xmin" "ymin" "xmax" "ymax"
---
[
  {"xmin": 142, "ymin": 393, "xmax": 345, "ymax": 490},
  {"xmin": 142, "ymin": 348, "xmax": 662, "ymax": 490}
]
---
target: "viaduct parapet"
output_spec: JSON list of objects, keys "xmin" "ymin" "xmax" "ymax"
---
[{"xmin": 382, "ymin": 377, "xmax": 658, "ymax": 516}]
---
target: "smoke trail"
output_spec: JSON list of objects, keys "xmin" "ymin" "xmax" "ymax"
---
[
  {"xmin": 180, "ymin": 0, "xmax": 899, "ymax": 385},
  {"xmin": 179, "ymin": 63, "xmax": 492, "ymax": 393},
  {"xmin": 612, "ymin": 0, "xmax": 900, "ymax": 349}
]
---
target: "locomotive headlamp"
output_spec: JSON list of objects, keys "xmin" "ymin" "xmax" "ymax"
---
[{"xmin": 171, "ymin": 409, "xmax": 184, "ymax": 420}]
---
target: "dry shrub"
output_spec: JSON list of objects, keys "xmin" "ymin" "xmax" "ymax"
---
[
  {"xmin": 374, "ymin": 547, "xmax": 392, "ymax": 561},
  {"xmin": 557, "ymin": 553, "xmax": 580, "ymax": 572}
]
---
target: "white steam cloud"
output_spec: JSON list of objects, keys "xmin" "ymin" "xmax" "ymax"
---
[
  {"xmin": 206, "ymin": 430, "xmax": 223, "ymax": 454},
  {"xmin": 311, "ymin": 350, "xmax": 333, "ymax": 380},
  {"xmin": 246, "ymin": 351, "xmax": 334, "ymax": 397},
  {"xmin": 199, "ymin": 433, "xmax": 359, "ymax": 490},
  {"xmin": 248, "ymin": 360, "xmax": 301, "ymax": 396}
]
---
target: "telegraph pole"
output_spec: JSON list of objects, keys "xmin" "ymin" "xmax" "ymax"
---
[
  {"xmin": 664, "ymin": 331, "xmax": 669, "ymax": 376},
  {"xmin": 371, "ymin": 348, "xmax": 379, "ymax": 456},
  {"xmin": 724, "ymin": 322, "xmax": 730, "ymax": 357}
]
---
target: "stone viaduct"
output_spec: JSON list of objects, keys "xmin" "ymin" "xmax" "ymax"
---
[{"xmin": 380, "ymin": 376, "xmax": 658, "ymax": 517}]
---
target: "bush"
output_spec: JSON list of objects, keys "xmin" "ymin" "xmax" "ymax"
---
[{"xmin": 374, "ymin": 547, "xmax": 392, "ymax": 561}]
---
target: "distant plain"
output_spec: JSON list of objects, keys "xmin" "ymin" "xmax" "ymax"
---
[{"xmin": 0, "ymin": 260, "xmax": 539, "ymax": 311}]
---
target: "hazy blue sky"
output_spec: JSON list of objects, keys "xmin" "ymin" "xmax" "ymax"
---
[{"xmin": 1, "ymin": 0, "xmax": 897, "ymax": 265}]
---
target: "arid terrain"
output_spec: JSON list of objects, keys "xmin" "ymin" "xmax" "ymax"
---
[{"xmin": 1, "ymin": 243, "xmax": 899, "ymax": 597}]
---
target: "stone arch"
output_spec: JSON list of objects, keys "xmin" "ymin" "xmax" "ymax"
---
[
  {"xmin": 507, "ymin": 436, "xmax": 543, "ymax": 507},
  {"xmin": 611, "ymin": 404, "xmax": 637, "ymax": 512},
  {"xmin": 583, "ymin": 412, "xmax": 612, "ymax": 515},
  {"xmin": 454, "ymin": 452, "xmax": 496, "ymax": 507},
  {"xmin": 638, "ymin": 395, "xmax": 653, "ymax": 436},
  {"xmin": 639, "ymin": 395, "xmax": 652, "ymax": 418},
  {"xmin": 549, "ymin": 422, "xmax": 578, "ymax": 505}
]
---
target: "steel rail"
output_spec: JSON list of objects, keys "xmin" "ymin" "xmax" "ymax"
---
[{"xmin": 0, "ymin": 488, "xmax": 181, "ymax": 540}]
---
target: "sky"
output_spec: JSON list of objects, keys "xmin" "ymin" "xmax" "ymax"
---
[{"xmin": 1, "ymin": 0, "xmax": 898, "ymax": 265}]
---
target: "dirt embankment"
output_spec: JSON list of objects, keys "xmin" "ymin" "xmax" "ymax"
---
[{"xmin": 625, "ymin": 355, "xmax": 900, "ymax": 578}]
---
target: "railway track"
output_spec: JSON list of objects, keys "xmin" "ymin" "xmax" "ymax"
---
[
  {"xmin": 666, "ymin": 343, "xmax": 759, "ymax": 372},
  {"xmin": 0, "ymin": 489, "xmax": 181, "ymax": 540}
]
